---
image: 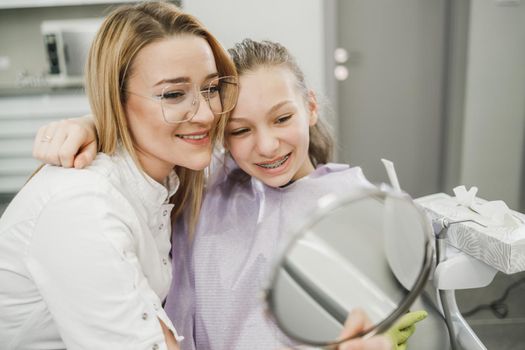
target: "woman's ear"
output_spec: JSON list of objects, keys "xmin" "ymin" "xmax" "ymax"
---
[{"xmin": 307, "ymin": 90, "xmax": 319, "ymax": 126}]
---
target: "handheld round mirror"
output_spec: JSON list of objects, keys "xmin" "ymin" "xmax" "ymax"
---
[{"xmin": 265, "ymin": 187, "xmax": 434, "ymax": 347}]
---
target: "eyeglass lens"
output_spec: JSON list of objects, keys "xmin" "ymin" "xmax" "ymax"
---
[{"xmin": 160, "ymin": 76, "xmax": 238, "ymax": 123}]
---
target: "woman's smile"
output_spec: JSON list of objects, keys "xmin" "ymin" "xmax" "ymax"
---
[{"xmin": 175, "ymin": 129, "xmax": 210, "ymax": 145}]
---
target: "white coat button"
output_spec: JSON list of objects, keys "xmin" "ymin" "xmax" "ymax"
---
[
  {"xmin": 142, "ymin": 312, "xmax": 148, "ymax": 320},
  {"xmin": 152, "ymin": 344, "xmax": 159, "ymax": 350},
  {"xmin": 158, "ymin": 223, "xmax": 164, "ymax": 230},
  {"xmin": 163, "ymin": 210, "xmax": 168, "ymax": 216},
  {"xmin": 162, "ymin": 258, "xmax": 168, "ymax": 265}
]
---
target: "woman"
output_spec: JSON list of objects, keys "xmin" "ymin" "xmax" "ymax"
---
[{"xmin": 0, "ymin": 2, "xmax": 237, "ymax": 349}]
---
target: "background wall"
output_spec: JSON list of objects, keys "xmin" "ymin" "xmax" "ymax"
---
[
  {"xmin": 185, "ymin": 0, "xmax": 326, "ymax": 98},
  {"xmin": 459, "ymin": 1, "xmax": 525, "ymax": 210},
  {"xmin": 333, "ymin": 0, "xmax": 447, "ymax": 198}
]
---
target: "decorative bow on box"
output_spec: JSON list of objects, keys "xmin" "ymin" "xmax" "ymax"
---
[{"xmin": 452, "ymin": 185, "xmax": 523, "ymax": 230}]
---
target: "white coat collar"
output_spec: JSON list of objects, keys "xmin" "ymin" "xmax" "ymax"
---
[{"xmin": 114, "ymin": 146, "xmax": 179, "ymax": 207}]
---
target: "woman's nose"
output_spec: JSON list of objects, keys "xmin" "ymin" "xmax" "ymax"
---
[{"xmin": 191, "ymin": 95, "xmax": 216, "ymax": 125}]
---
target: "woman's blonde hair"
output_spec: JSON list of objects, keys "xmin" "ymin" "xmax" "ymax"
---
[
  {"xmin": 85, "ymin": 1, "xmax": 236, "ymax": 232},
  {"xmin": 227, "ymin": 39, "xmax": 333, "ymax": 167}
]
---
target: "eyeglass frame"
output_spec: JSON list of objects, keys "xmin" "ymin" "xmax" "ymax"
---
[{"xmin": 122, "ymin": 75, "xmax": 239, "ymax": 124}]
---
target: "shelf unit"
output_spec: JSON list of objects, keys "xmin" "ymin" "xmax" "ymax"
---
[{"xmin": 0, "ymin": 93, "xmax": 90, "ymax": 193}]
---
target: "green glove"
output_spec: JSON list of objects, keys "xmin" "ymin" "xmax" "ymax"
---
[{"xmin": 386, "ymin": 310, "xmax": 428, "ymax": 350}]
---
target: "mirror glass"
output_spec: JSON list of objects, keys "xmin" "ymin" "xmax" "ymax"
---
[{"xmin": 266, "ymin": 189, "xmax": 433, "ymax": 346}]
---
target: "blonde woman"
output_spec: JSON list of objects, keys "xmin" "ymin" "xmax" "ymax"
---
[{"xmin": 0, "ymin": 2, "xmax": 237, "ymax": 349}]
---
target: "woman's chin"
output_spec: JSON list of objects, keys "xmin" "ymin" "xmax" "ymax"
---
[{"xmin": 178, "ymin": 156, "xmax": 212, "ymax": 172}]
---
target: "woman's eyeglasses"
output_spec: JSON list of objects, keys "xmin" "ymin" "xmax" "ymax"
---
[{"xmin": 125, "ymin": 76, "xmax": 239, "ymax": 124}]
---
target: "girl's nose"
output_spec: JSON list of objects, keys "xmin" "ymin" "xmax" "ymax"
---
[{"xmin": 255, "ymin": 129, "xmax": 279, "ymax": 158}]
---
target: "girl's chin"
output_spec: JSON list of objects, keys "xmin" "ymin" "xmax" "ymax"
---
[{"xmin": 254, "ymin": 174, "xmax": 294, "ymax": 188}]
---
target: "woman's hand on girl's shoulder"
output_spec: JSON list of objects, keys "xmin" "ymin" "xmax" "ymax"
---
[{"xmin": 33, "ymin": 115, "xmax": 97, "ymax": 169}]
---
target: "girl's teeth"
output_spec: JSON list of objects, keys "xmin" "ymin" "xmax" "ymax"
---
[{"xmin": 258, "ymin": 154, "xmax": 290, "ymax": 169}]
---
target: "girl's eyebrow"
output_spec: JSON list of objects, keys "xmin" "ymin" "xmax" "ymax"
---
[
  {"xmin": 153, "ymin": 72, "xmax": 219, "ymax": 87},
  {"xmin": 265, "ymin": 100, "xmax": 294, "ymax": 117},
  {"xmin": 227, "ymin": 117, "xmax": 248, "ymax": 123},
  {"xmin": 228, "ymin": 100, "xmax": 295, "ymax": 123}
]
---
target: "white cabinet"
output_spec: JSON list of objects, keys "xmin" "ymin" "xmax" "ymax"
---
[{"xmin": 0, "ymin": 93, "xmax": 90, "ymax": 193}]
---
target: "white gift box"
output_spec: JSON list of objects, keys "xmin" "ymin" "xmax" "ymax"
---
[{"xmin": 416, "ymin": 193, "xmax": 525, "ymax": 274}]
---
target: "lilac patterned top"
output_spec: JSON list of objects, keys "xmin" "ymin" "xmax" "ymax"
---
[{"xmin": 164, "ymin": 157, "xmax": 374, "ymax": 350}]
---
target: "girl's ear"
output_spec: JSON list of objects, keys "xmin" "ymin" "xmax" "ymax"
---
[{"xmin": 307, "ymin": 90, "xmax": 319, "ymax": 127}]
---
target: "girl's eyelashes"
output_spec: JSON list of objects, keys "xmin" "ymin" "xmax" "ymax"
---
[
  {"xmin": 229, "ymin": 127, "xmax": 250, "ymax": 136},
  {"xmin": 227, "ymin": 113, "xmax": 293, "ymax": 136},
  {"xmin": 275, "ymin": 114, "xmax": 293, "ymax": 124}
]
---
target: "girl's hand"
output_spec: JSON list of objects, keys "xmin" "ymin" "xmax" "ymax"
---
[
  {"xmin": 337, "ymin": 309, "xmax": 392, "ymax": 350},
  {"xmin": 338, "ymin": 336, "xmax": 392, "ymax": 350},
  {"xmin": 33, "ymin": 115, "xmax": 97, "ymax": 169}
]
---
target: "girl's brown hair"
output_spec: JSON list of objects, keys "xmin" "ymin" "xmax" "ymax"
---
[
  {"xmin": 227, "ymin": 38, "xmax": 333, "ymax": 167},
  {"xmin": 85, "ymin": 1, "xmax": 236, "ymax": 232}
]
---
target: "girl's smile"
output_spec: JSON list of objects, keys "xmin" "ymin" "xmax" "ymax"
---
[{"xmin": 255, "ymin": 152, "xmax": 291, "ymax": 170}]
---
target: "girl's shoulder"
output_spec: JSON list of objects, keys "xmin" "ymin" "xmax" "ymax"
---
[{"xmin": 309, "ymin": 163, "xmax": 373, "ymax": 187}]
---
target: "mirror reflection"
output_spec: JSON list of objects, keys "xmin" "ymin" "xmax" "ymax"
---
[{"xmin": 268, "ymin": 190, "xmax": 433, "ymax": 345}]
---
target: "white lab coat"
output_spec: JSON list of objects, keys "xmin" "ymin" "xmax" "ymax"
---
[{"xmin": 0, "ymin": 147, "xmax": 182, "ymax": 350}]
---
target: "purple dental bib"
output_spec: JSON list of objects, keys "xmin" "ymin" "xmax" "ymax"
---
[{"xmin": 165, "ymin": 157, "xmax": 374, "ymax": 350}]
